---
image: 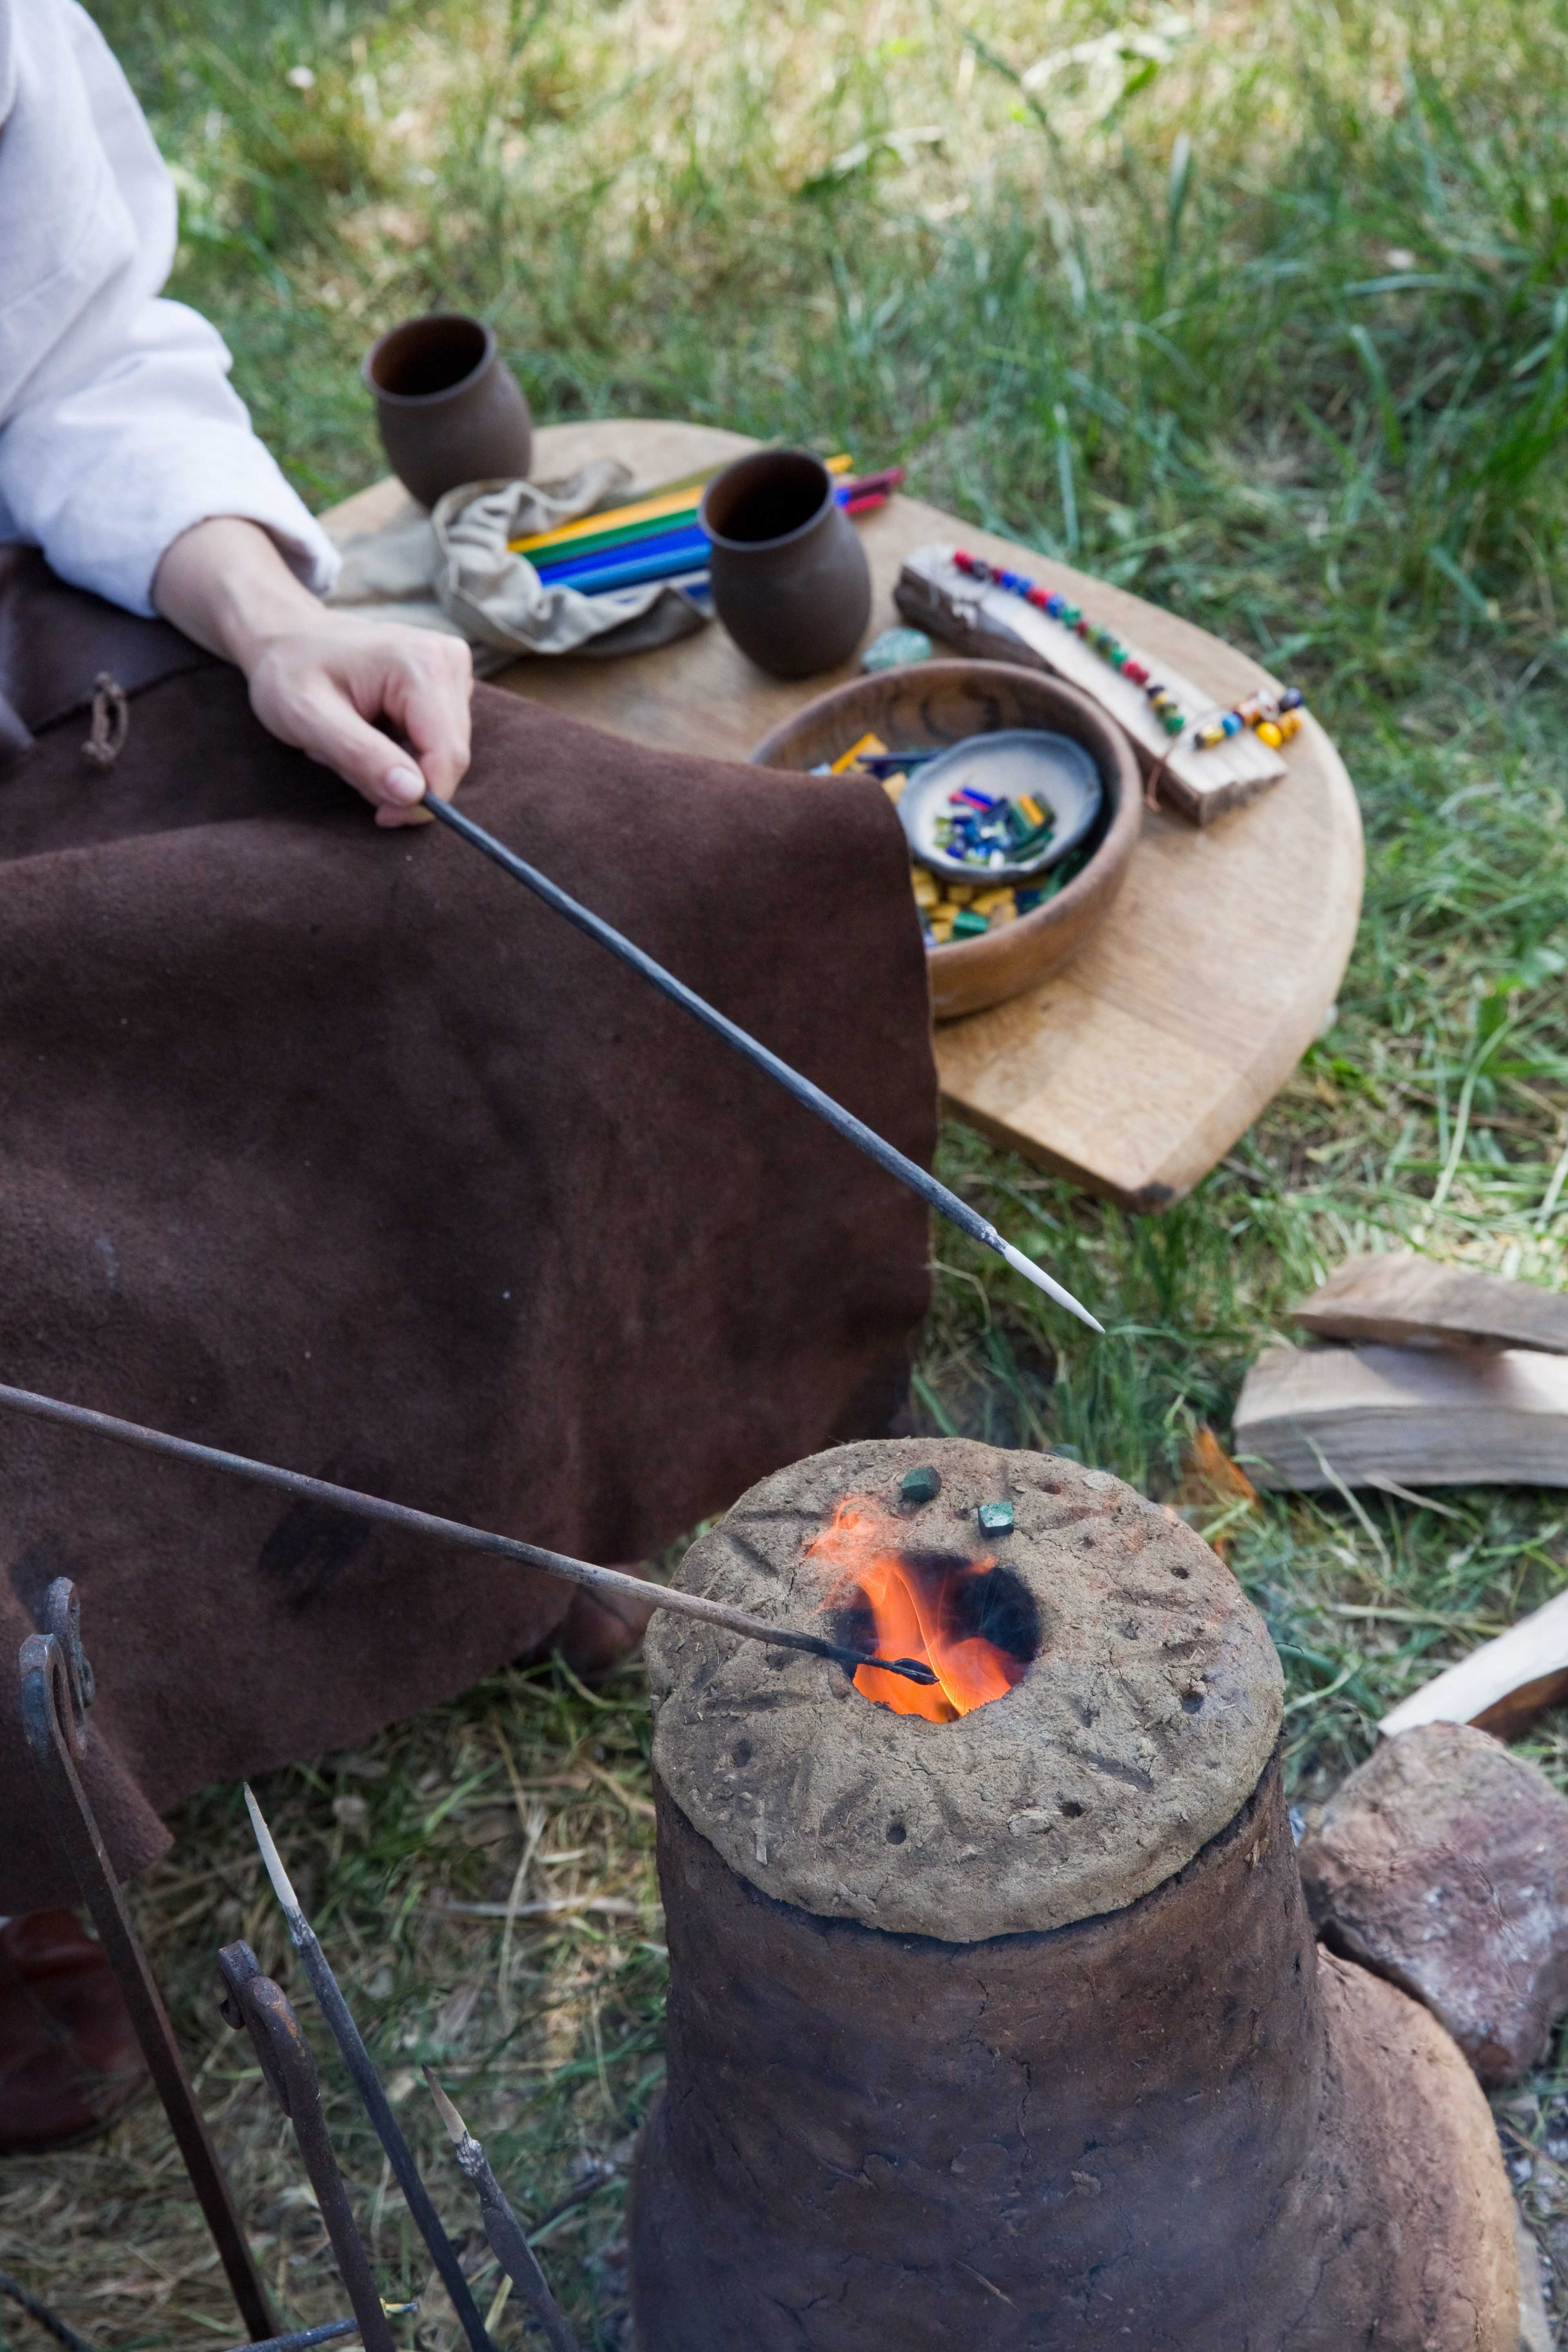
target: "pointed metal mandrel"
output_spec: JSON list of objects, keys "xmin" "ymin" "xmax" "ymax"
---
[
  {"xmin": 0, "ymin": 1384, "xmax": 941, "ymax": 1690},
  {"xmin": 424, "ymin": 2070, "xmax": 579, "ymax": 2352},
  {"xmin": 243, "ymin": 1790, "xmax": 495, "ymax": 2352},
  {"xmin": 998, "ymin": 1238, "xmax": 1104, "ymax": 1332}
]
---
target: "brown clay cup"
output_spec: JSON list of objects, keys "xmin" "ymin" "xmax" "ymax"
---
[
  {"xmin": 362, "ymin": 312, "xmax": 533, "ymax": 510},
  {"xmin": 699, "ymin": 450, "xmax": 871, "ymax": 679}
]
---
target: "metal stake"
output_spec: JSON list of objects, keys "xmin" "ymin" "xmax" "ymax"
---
[
  {"xmin": 18, "ymin": 1582, "xmax": 274, "ymax": 2341},
  {"xmin": 217, "ymin": 1946, "xmax": 396, "ymax": 2352},
  {"xmin": 424, "ymin": 2072, "xmax": 578, "ymax": 2352}
]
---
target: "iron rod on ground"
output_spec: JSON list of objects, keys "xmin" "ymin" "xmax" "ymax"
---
[
  {"xmin": 0, "ymin": 1383, "xmax": 936, "ymax": 1687},
  {"xmin": 424, "ymin": 2072, "xmax": 579, "ymax": 2352},
  {"xmin": 221, "ymin": 2312, "xmax": 418, "ymax": 2352},
  {"xmin": 0, "ymin": 2268, "xmax": 94, "ymax": 2352},
  {"xmin": 242, "ymin": 1789, "xmax": 496, "ymax": 2352},
  {"xmin": 421, "ymin": 792, "xmax": 1103, "ymax": 1335}
]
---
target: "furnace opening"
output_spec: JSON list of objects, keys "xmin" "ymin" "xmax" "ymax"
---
[
  {"xmin": 809, "ymin": 1496, "xmax": 1040, "ymax": 1722},
  {"xmin": 833, "ymin": 1547, "xmax": 1039, "ymax": 1720}
]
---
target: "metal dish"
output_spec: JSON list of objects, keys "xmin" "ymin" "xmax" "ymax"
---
[{"xmin": 896, "ymin": 728, "xmax": 1105, "ymax": 884}]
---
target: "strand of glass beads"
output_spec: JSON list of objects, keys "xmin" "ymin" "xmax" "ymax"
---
[
  {"xmin": 952, "ymin": 548, "xmax": 1188, "ymax": 737},
  {"xmin": 950, "ymin": 548, "xmax": 1308, "ymax": 751},
  {"xmin": 1192, "ymin": 686, "xmax": 1305, "ymax": 750}
]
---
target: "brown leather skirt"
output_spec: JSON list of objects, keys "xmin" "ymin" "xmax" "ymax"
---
[{"xmin": 0, "ymin": 548, "xmax": 937, "ymax": 1909}]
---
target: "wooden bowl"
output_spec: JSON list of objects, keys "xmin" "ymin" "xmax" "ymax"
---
[{"xmin": 748, "ymin": 661, "xmax": 1143, "ymax": 1019}]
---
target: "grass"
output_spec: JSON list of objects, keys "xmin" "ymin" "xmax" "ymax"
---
[{"xmin": 3, "ymin": 0, "xmax": 1568, "ymax": 2340}]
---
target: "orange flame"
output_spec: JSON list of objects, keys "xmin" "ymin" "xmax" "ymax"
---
[{"xmin": 807, "ymin": 1497, "xmax": 1029, "ymax": 1723}]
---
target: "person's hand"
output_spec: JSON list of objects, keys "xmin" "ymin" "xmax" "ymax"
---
[
  {"xmin": 151, "ymin": 516, "xmax": 473, "ymax": 826},
  {"xmin": 244, "ymin": 615, "xmax": 472, "ymax": 827}
]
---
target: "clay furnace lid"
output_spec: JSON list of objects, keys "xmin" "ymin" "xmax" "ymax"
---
[{"xmin": 646, "ymin": 1436, "xmax": 1283, "ymax": 1939}]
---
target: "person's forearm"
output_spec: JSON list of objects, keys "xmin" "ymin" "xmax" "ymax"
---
[{"xmin": 152, "ymin": 516, "xmax": 323, "ymax": 667}]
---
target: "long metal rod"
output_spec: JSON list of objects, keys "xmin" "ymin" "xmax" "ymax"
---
[
  {"xmin": 242, "ymin": 1790, "xmax": 494, "ymax": 2352},
  {"xmin": 19, "ymin": 1629, "xmax": 275, "ymax": 2341},
  {"xmin": 0, "ymin": 1382, "xmax": 934, "ymax": 1688},
  {"xmin": 422, "ymin": 793, "xmax": 1102, "ymax": 1335}
]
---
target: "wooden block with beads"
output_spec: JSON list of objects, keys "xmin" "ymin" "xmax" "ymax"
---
[{"xmin": 894, "ymin": 545, "xmax": 1290, "ymax": 826}]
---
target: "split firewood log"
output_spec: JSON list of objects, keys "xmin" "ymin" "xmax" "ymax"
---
[
  {"xmin": 1380, "ymin": 1587, "xmax": 1568, "ymax": 1743},
  {"xmin": 1291, "ymin": 1253, "xmax": 1568, "ymax": 1355},
  {"xmin": 1234, "ymin": 1340, "xmax": 1568, "ymax": 1494}
]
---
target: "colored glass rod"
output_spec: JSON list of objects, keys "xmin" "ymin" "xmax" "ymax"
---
[
  {"xmin": 510, "ymin": 452, "xmax": 856, "ymax": 558},
  {"xmin": 537, "ymin": 528, "xmax": 711, "ymax": 594}
]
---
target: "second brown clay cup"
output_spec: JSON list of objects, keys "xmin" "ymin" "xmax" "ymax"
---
[
  {"xmin": 363, "ymin": 312, "xmax": 533, "ymax": 510},
  {"xmin": 700, "ymin": 450, "xmax": 871, "ymax": 679}
]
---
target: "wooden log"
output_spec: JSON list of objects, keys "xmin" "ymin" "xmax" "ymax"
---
[
  {"xmin": 1292, "ymin": 1254, "xmax": 1568, "ymax": 1355},
  {"xmin": 1233, "ymin": 1340, "xmax": 1568, "ymax": 1492},
  {"xmin": 1241, "ymin": 1334, "xmax": 1568, "ymax": 1740},
  {"xmin": 893, "ymin": 544, "xmax": 1287, "ymax": 824},
  {"xmin": 1380, "ymin": 1588, "xmax": 1568, "ymax": 1744}
]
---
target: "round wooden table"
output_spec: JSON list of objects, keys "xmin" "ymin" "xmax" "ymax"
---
[{"xmin": 323, "ymin": 420, "xmax": 1363, "ymax": 1210}]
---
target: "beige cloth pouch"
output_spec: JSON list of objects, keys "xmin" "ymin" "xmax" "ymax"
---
[{"xmin": 326, "ymin": 462, "xmax": 708, "ymax": 670}]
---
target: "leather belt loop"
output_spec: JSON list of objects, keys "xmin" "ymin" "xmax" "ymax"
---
[
  {"xmin": 81, "ymin": 674, "xmax": 130, "ymax": 769},
  {"xmin": 0, "ymin": 544, "xmax": 210, "ymax": 741}
]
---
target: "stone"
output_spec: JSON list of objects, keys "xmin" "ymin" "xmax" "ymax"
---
[
  {"xmin": 859, "ymin": 624, "xmax": 933, "ymax": 672},
  {"xmin": 1297, "ymin": 1720, "xmax": 1568, "ymax": 2087}
]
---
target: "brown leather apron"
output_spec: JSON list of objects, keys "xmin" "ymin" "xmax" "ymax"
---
[
  {"xmin": 0, "ymin": 546, "xmax": 936, "ymax": 1909},
  {"xmin": 0, "ymin": 545, "xmax": 209, "ymax": 752}
]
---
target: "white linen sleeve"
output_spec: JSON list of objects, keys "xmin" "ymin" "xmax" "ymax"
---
[
  {"xmin": 0, "ymin": 301, "xmax": 342, "ymax": 618},
  {"xmin": 0, "ymin": 0, "xmax": 340, "ymax": 616}
]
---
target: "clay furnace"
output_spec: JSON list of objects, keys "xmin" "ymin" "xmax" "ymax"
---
[{"xmin": 630, "ymin": 1436, "xmax": 1518, "ymax": 2350}]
